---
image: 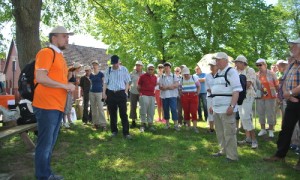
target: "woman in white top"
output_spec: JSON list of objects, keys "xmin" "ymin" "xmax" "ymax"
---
[
  {"xmin": 155, "ymin": 64, "xmax": 165, "ymax": 122},
  {"xmin": 180, "ymin": 67, "xmax": 200, "ymax": 133},
  {"xmin": 205, "ymin": 60, "xmax": 218, "ymax": 133}
]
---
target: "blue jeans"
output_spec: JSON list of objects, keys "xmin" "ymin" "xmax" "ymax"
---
[
  {"xmin": 162, "ymin": 97, "xmax": 178, "ymax": 121},
  {"xmin": 198, "ymin": 93, "xmax": 208, "ymax": 120},
  {"xmin": 33, "ymin": 107, "xmax": 63, "ymax": 180}
]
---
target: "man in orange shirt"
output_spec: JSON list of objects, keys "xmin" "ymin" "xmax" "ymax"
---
[{"xmin": 33, "ymin": 26, "xmax": 75, "ymax": 180}]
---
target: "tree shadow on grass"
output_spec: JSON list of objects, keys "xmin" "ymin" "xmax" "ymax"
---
[{"xmin": 1, "ymin": 121, "xmax": 300, "ymax": 179}]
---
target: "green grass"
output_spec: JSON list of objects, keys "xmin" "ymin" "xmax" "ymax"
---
[{"xmin": 1, "ymin": 113, "xmax": 300, "ymax": 180}]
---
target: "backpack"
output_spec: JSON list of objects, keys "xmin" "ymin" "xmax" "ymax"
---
[
  {"xmin": 212, "ymin": 67, "xmax": 247, "ymax": 105},
  {"xmin": 18, "ymin": 47, "xmax": 55, "ymax": 101},
  {"xmin": 107, "ymin": 67, "xmax": 112, "ymax": 85},
  {"xmin": 16, "ymin": 102, "xmax": 37, "ymax": 125}
]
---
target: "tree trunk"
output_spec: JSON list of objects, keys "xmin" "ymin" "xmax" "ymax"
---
[{"xmin": 12, "ymin": 0, "xmax": 42, "ymax": 69}]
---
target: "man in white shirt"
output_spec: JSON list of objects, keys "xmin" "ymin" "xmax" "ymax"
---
[{"xmin": 211, "ymin": 52, "xmax": 243, "ymax": 161}]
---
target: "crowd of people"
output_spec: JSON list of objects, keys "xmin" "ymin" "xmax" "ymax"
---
[
  {"xmin": 32, "ymin": 26, "xmax": 300, "ymax": 180},
  {"xmin": 73, "ymin": 51, "xmax": 300, "ymax": 162}
]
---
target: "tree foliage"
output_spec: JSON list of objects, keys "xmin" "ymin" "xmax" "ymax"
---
[
  {"xmin": 0, "ymin": 0, "xmax": 89, "ymax": 68},
  {"xmin": 0, "ymin": 0, "xmax": 297, "ymax": 70},
  {"xmin": 89, "ymin": 0, "xmax": 289, "ymax": 69},
  {"xmin": 0, "ymin": 1, "xmax": 13, "ymax": 59},
  {"xmin": 277, "ymin": 0, "xmax": 300, "ymax": 38}
]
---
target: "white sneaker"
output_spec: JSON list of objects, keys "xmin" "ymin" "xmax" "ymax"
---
[
  {"xmin": 149, "ymin": 126, "xmax": 156, "ymax": 131},
  {"xmin": 64, "ymin": 122, "xmax": 70, "ymax": 128},
  {"xmin": 140, "ymin": 127, "xmax": 145, "ymax": 133},
  {"xmin": 193, "ymin": 127, "xmax": 199, "ymax": 133},
  {"xmin": 269, "ymin": 130, "xmax": 274, "ymax": 138},
  {"xmin": 174, "ymin": 125, "xmax": 180, "ymax": 131},
  {"xmin": 251, "ymin": 141, "xmax": 258, "ymax": 149},
  {"xmin": 258, "ymin": 129, "xmax": 267, "ymax": 136}
]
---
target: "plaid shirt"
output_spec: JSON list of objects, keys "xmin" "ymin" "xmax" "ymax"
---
[{"xmin": 283, "ymin": 62, "xmax": 300, "ymax": 94}]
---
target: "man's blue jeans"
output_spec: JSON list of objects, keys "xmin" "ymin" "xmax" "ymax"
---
[
  {"xmin": 198, "ymin": 93, "xmax": 208, "ymax": 120},
  {"xmin": 162, "ymin": 97, "xmax": 178, "ymax": 121},
  {"xmin": 33, "ymin": 107, "xmax": 63, "ymax": 180}
]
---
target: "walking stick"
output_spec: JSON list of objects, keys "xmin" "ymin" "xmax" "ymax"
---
[{"xmin": 254, "ymin": 99, "xmax": 257, "ymax": 129}]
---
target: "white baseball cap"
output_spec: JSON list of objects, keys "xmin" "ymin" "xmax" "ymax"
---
[
  {"xmin": 233, "ymin": 55, "xmax": 248, "ymax": 64},
  {"xmin": 147, "ymin": 64, "xmax": 155, "ymax": 68},
  {"xmin": 84, "ymin": 65, "xmax": 91, "ymax": 71},
  {"xmin": 181, "ymin": 67, "xmax": 190, "ymax": 75},
  {"xmin": 213, "ymin": 52, "xmax": 228, "ymax": 60},
  {"xmin": 276, "ymin": 60, "xmax": 288, "ymax": 65},
  {"xmin": 91, "ymin": 60, "xmax": 99, "ymax": 65},
  {"xmin": 50, "ymin": 26, "xmax": 74, "ymax": 35},
  {"xmin": 256, "ymin": 58, "xmax": 266, "ymax": 64},
  {"xmin": 73, "ymin": 62, "xmax": 82, "ymax": 69},
  {"xmin": 135, "ymin": 61, "xmax": 143, "ymax": 66}
]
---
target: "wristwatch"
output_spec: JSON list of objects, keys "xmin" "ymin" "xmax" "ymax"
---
[
  {"xmin": 289, "ymin": 90, "xmax": 293, "ymax": 96},
  {"xmin": 229, "ymin": 104, "xmax": 235, "ymax": 108}
]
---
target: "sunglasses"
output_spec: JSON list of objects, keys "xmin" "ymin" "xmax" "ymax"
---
[
  {"xmin": 158, "ymin": 67, "xmax": 164, "ymax": 69},
  {"xmin": 256, "ymin": 64, "xmax": 263, "ymax": 67},
  {"xmin": 148, "ymin": 68, "xmax": 154, "ymax": 71},
  {"xmin": 175, "ymin": 70, "xmax": 180, "ymax": 72}
]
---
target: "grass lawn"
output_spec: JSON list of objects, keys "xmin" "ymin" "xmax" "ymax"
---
[{"xmin": 1, "ymin": 111, "xmax": 300, "ymax": 179}]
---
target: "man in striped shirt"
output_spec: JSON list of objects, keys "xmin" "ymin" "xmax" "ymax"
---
[{"xmin": 103, "ymin": 55, "xmax": 132, "ymax": 139}]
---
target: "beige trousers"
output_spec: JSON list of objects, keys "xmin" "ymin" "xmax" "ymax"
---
[
  {"xmin": 89, "ymin": 92, "xmax": 106, "ymax": 126},
  {"xmin": 213, "ymin": 112, "xmax": 238, "ymax": 160},
  {"xmin": 256, "ymin": 98, "xmax": 276, "ymax": 125}
]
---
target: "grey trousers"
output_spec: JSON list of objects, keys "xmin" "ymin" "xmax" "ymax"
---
[
  {"xmin": 139, "ymin": 95, "xmax": 155, "ymax": 123},
  {"xmin": 130, "ymin": 93, "xmax": 140, "ymax": 120}
]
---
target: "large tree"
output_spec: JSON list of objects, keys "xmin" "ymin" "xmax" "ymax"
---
[
  {"xmin": 90, "ymin": 0, "xmax": 288, "ymax": 68},
  {"xmin": 0, "ymin": 0, "xmax": 89, "ymax": 68},
  {"xmin": 12, "ymin": 0, "xmax": 42, "ymax": 69}
]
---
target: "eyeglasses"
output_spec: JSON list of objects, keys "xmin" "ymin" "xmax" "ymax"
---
[{"xmin": 256, "ymin": 64, "xmax": 263, "ymax": 67}]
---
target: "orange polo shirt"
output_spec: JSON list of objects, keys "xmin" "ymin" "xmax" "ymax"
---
[{"xmin": 32, "ymin": 48, "xmax": 68, "ymax": 112}]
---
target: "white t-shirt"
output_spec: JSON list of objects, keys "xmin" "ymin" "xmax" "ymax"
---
[{"xmin": 211, "ymin": 66, "xmax": 243, "ymax": 113}]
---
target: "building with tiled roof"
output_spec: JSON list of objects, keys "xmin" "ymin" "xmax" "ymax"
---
[
  {"xmin": 63, "ymin": 44, "xmax": 110, "ymax": 71},
  {"xmin": 3, "ymin": 41, "xmax": 109, "ymax": 101}
]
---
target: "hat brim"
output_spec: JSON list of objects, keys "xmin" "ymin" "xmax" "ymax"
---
[
  {"xmin": 50, "ymin": 32, "xmax": 74, "ymax": 35},
  {"xmin": 233, "ymin": 60, "xmax": 247, "ymax": 64},
  {"xmin": 288, "ymin": 40, "xmax": 300, "ymax": 44},
  {"xmin": 69, "ymin": 67, "xmax": 76, "ymax": 71}
]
